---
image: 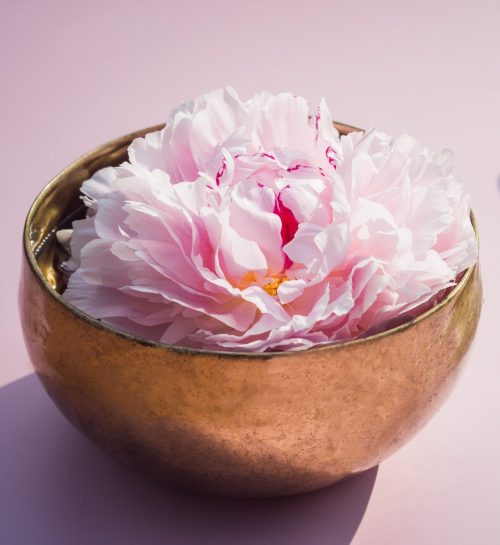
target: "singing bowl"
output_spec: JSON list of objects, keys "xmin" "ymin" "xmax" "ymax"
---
[{"xmin": 19, "ymin": 122, "xmax": 482, "ymax": 497}]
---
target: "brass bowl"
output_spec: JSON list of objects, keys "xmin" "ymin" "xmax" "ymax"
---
[{"xmin": 19, "ymin": 122, "xmax": 482, "ymax": 497}]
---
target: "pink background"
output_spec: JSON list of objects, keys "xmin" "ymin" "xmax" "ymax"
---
[{"xmin": 1, "ymin": 0, "xmax": 499, "ymax": 543}]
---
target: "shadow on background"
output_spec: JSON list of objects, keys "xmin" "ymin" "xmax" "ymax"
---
[{"xmin": 0, "ymin": 374, "xmax": 377, "ymax": 545}]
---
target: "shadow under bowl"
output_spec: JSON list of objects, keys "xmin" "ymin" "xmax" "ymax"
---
[{"xmin": 19, "ymin": 122, "xmax": 482, "ymax": 497}]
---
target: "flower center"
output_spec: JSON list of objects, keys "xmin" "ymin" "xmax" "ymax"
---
[{"xmin": 262, "ymin": 273, "xmax": 289, "ymax": 297}]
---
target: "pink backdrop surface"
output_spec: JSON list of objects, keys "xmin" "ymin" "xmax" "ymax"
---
[{"xmin": 1, "ymin": 1, "xmax": 499, "ymax": 543}]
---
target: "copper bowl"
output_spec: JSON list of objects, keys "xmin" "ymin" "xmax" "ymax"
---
[{"xmin": 19, "ymin": 122, "xmax": 482, "ymax": 497}]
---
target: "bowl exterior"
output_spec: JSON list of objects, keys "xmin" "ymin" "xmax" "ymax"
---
[
  {"xmin": 19, "ymin": 125, "xmax": 482, "ymax": 497},
  {"xmin": 19, "ymin": 258, "xmax": 481, "ymax": 497}
]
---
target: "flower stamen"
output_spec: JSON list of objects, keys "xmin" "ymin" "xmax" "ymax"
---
[{"xmin": 263, "ymin": 274, "xmax": 289, "ymax": 297}]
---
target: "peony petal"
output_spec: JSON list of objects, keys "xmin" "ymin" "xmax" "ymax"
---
[{"xmin": 60, "ymin": 89, "xmax": 478, "ymax": 352}]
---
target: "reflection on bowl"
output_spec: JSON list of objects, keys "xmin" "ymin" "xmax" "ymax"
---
[{"xmin": 19, "ymin": 123, "xmax": 482, "ymax": 497}]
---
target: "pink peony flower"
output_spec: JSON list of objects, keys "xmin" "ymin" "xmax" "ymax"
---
[{"xmin": 58, "ymin": 87, "xmax": 478, "ymax": 352}]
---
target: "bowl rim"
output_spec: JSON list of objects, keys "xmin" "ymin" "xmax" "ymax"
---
[{"xmin": 22, "ymin": 123, "xmax": 479, "ymax": 359}]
